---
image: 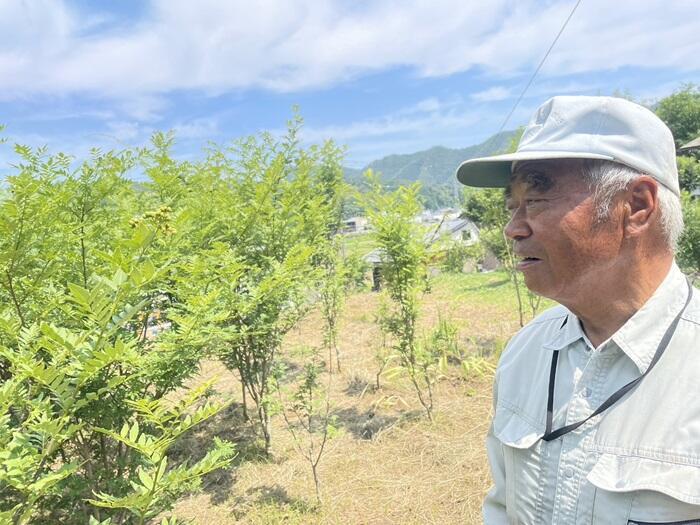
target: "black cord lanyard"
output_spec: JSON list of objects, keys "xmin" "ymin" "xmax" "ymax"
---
[{"xmin": 542, "ymin": 279, "xmax": 694, "ymax": 442}]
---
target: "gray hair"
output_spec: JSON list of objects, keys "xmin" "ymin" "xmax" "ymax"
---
[{"xmin": 581, "ymin": 160, "xmax": 684, "ymax": 251}]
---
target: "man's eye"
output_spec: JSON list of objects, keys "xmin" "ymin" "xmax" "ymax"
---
[{"xmin": 526, "ymin": 198, "xmax": 545, "ymax": 206}]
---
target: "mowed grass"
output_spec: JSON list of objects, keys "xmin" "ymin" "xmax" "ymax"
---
[
  {"xmin": 340, "ymin": 232, "xmax": 376, "ymax": 259},
  {"xmin": 171, "ymin": 270, "xmax": 553, "ymax": 524}
]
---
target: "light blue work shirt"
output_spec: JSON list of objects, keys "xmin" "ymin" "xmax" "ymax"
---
[{"xmin": 484, "ymin": 263, "xmax": 700, "ymax": 524}]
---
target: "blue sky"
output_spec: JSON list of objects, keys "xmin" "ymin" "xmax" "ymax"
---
[{"xmin": 1, "ymin": 0, "xmax": 699, "ymax": 169}]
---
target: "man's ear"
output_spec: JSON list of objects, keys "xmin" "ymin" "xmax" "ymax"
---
[{"xmin": 623, "ymin": 176, "xmax": 658, "ymax": 238}]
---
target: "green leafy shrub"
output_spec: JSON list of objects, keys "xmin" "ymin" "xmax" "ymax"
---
[
  {"xmin": 342, "ymin": 253, "xmax": 370, "ymax": 290},
  {"xmin": 0, "ymin": 226, "xmax": 234, "ymax": 524}
]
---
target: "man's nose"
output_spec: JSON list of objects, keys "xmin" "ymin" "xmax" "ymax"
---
[{"xmin": 504, "ymin": 207, "xmax": 532, "ymax": 241}]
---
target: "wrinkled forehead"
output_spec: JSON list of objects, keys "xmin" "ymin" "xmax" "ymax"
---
[{"xmin": 506, "ymin": 159, "xmax": 584, "ymax": 197}]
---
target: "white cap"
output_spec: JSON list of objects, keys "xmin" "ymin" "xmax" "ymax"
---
[{"xmin": 456, "ymin": 96, "xmax": 680, "ymax": 196}]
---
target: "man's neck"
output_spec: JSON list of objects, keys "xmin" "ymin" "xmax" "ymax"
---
[{"xmin": 566, "ymin": 256, "xmax": 674, "ymax": 349}]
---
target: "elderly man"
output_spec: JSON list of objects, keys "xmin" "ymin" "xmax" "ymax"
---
[{"xmin": 456, "ymin": 96, "xmax": 700, "ymax": 524}]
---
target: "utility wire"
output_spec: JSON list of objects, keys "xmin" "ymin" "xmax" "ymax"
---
[{"xmin": 496, "ymin": 0, "xmax": 584, "ymax": 135}]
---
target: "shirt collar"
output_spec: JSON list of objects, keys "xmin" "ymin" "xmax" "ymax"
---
[
  {"xmin": 542, "ymin": 310, "xmax": 590, "ymax": 351},
  {"xmin": 612, "ymin": 262, "xmax": 689, "ymax": 373},
  {"xmin": 542, "ymin": 263, "xmax": 689, "ymax": 373}
]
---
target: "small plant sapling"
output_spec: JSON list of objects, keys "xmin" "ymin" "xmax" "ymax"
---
[
  {"xmin": 272, "ymin": 350, "xmax": 337, "ymax": 504},
  {"xmin": 361, "ymin": 174, "xmax": 437, "ymax": 421}
]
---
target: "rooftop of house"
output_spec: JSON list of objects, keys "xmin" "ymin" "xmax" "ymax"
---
[{"xmin": 680, "ymin": 136, "xmax": 700, "ymax": 151}]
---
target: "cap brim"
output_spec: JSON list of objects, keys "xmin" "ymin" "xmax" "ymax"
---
[{"xmin": 455, "ymin": 151, "xmax": 615, "ymax": 188}]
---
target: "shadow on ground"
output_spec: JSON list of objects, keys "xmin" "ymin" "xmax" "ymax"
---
[
  {"xmin": 344, "ymin": 373, "xmax": 374, "ymax": 397},
  {"xmin": 170, "ymin": 401, "xmax": 269, "ymax": 505},
  {"xmin": 331, "ymin": 405, "xmax": 405, "ymax": 440},
  {"xmin": 228, "ymin": 484, "xmax": 317, "ymax": 521}
]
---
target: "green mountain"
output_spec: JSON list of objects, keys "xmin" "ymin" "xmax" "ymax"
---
[{"xmin": 344, "ymin": 130, "xmax": 517, "ymax": 210}]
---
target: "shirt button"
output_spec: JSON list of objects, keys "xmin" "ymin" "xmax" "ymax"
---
[
  {"xmin": 582, "ymin": 387, "xmax": 592, "ymax": 398},
  {"xmin": 564, "ymin": 467, "xmax": 575, "ymax": 478}
]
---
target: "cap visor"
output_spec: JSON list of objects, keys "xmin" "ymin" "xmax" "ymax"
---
[{"xmin": 456, "ymin": 151, "xmax": 614, "ymax": 188}]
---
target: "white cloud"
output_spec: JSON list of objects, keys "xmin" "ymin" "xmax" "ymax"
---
[
  {"xmin": 0, "ymin": 0, "xmax": 697, "ymax": 102},
  {"xmin": 18, "ymin": 108, "xmax": 116, "ymax": 123},
  {"xmin": 118, "ymin": 95, "xmax": 169, "ymax": 122},
  {"xmin": 302, "ymin": 101, "xmax": 476, "ymax": 143},
  {"xmin": 173, "ymin": 118, "xmax": 219, "ymax": 139},
  {"xmin": 401, "ymin": 97, "xmax": 443, "ymax": 114},
  {"xmin": 300, "ymin": 95, "xmax": 505, "ymax": 166},
  {"xmin": 104, "ymin": 121, "xmax": 141, "ymax": 142},
  {"xmin": 471, "ymin": 86, "xmax": 511, "ymax": 102},
  {"xmin": 394, "ymin": 96, "xmax": 465, "ymax": 116}
]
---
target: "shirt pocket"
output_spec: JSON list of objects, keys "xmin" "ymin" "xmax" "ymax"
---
[
  {"xmin": 493, "ymin": 403, "xmax": 548, "ymax": 524},
  {"xmin": 588, "ymin": 453, "xmax": 700, "ymax": 524}
]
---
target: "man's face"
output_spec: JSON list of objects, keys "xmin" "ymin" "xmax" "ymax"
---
[{"xmin": 505, "ymin": 160, "xmax": 624, "ymax": 304}]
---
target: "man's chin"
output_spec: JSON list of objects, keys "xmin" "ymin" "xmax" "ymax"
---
[{"xmin": 520, "ymin": 274, "xmax": 550, "ymax": 299}]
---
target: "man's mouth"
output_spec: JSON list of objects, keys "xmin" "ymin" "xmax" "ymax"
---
[{"xmin": 516, "ymin": 256, "xmax": 542, "ymax": 270}]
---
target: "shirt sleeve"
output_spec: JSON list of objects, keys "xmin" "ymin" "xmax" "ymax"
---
[{"xmin": 483, "ymin": 371, "xmax": 508, "ymax": 524}]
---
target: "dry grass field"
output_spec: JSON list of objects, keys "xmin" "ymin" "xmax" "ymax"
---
[{"xmin": 169, "ymin": 271, "xmax": 551, "ymax": 524}]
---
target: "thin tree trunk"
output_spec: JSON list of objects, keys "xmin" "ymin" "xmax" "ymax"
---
[
  {"xmin": 5, "ymin": 271, "xmax": 26, "ymax": 328},
  {"xmin": 511, "ymin": 269, "xmax": 525, "ymax": 327},
  {"xmin": 503, "ymin": 231, "xmax": 525, "ymax": 327},
  {"xmin": 240, "ymin": 373, "xmax": 249, "ymax": 421},
  {"xmin": 334, "ymin": 340, "xmax": 341, "ymax": 374},
  {"xmin": 312, "ymin": 464, "xmax": 321, "ymax": 504},
  {"xmin": 407, "ymin": 366, "xmax": 433, "ymax": 422},
  {"xmin": 80, "ymin": 227, "xmax": 88, "ymax": 287},
  {"xmin": 260, "ymin": 406, "xmax": 271, "ymax": 455}
]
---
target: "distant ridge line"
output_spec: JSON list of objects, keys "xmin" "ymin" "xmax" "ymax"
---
[{"xmin": 343, "ymin": 129, "xmax": 516, "ymax": 187}]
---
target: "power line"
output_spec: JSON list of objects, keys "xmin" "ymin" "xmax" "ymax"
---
[{"xmin": 496, "ymin": 0, "xmax": 584, "ymax": 135}]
